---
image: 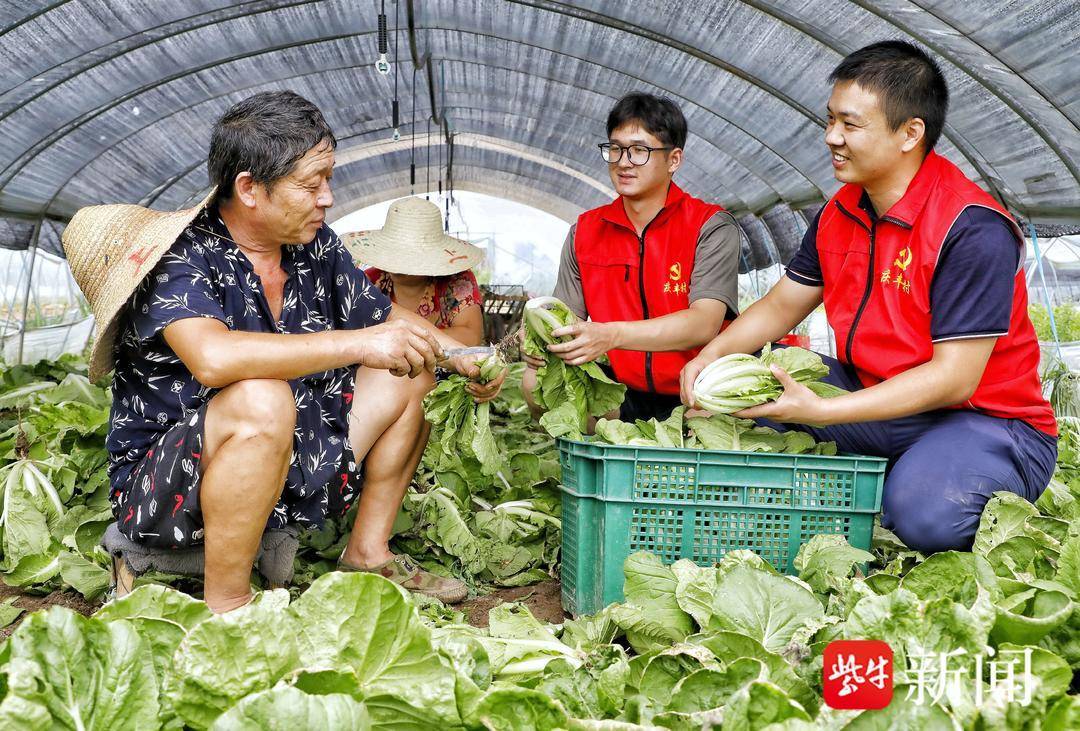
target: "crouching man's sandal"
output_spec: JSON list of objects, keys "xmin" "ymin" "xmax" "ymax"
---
[{"xmin": 337, "ymin": 553, "xmax": 467, "ymax": 604}]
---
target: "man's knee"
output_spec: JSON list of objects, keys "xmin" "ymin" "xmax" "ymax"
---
[
  {"xmin": 882, "ymin": 472, "xmax": 987, "ymax": 553},
  {"xmin": 214, "ymin": 379, "xmax": 296, "ymax": 446},
  {"xmin": 355, "ymin": 366, "xmax": 432, "ymax": 411}
]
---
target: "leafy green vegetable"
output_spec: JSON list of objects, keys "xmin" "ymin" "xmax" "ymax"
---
[
  {"xmin": 168, "ymin": 591, "xmax": 299, "ymax": 729},
  {"xmin": 288, "ymin": 572, "xmax": 462, "ymax": 727},
  {"xmin": 704, "ymin": 564, "xmax": 826, "ymax": 653},
  {"xmin": 794, "ymin": 534, "xmax": 874, "ymax": 595},
  {"xmin": 523, "ymin": 297, "xmax": 626, "ymax": 439},
  {"xmin": 0, "ymin": 596, "xmax": 24, "ymax": 628},
  {"xmin": 1, "ymin": 355, "xmax": 1078, "ymax": 729},
  {"xmin": 208, "ymin": 687, "xmax": 371, "ymax": 730},
  {"xmin": 0, "ymin": 607, "xmax": 159, "ymax": 730},
  {"xmin": 691, "ymin": 344, "xmax": 844, "ymax": 415},
  {"xmin": 593, "ymin": 407, "xmax": 837, "ymax": 455},
  {"xmin": 0, "ymin": 361, "xmax": 114, "ymax": 599},
  {"xmin": 423, "ymin": 352, "xmax": 506, "ymax": 479}
]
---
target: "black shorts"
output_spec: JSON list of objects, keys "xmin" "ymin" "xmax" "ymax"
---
[
  {"xmin": 618, "ymin": 387, "xmax": 683, "ymax": 423},
  {"xmin": 111, "ymin": 404, "xmax": 363, "ymax": 549},
  {"xmin": 598, "ymin": 363, "xmax": 683, "ymax": 423}
]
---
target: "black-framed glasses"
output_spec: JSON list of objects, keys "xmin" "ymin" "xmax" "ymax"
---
[{"xmin": 598, "ymin": 142, "xmax": 673, "ymax": 166}]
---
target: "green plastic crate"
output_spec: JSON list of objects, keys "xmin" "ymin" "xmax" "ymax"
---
[{"xmin": 558, "ymin": 439, "xmax": 886, "ymax": 616}]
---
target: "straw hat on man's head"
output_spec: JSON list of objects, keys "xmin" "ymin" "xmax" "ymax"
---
[
  {"xmin": 341, "ymin": 196, "xmax": 483, "ymax": 277},
  {"xmin": 62, "ymin": 190, "xmax": 216, "ymax": 382}
]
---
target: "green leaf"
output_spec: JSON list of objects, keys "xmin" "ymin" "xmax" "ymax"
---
[
  {"xmin": 994, "ymin": 643, "xmax": 1073, "ymax": 701},
  {"xmin": 843, "ymin": 690, "xmax": 958, "ymax": 730},
  {"xmin": 990, "ymin": 587, "xmax": 1072, "ymax": 645},
  {"xmin": 58, "ymin": 549, "xmax": 111, "ymax": 600},
  {"xmin": 469, "ymin": 687, "xmax": 569, "ymax": 731},
  {"xmin": 620, "ymin": 553, "xmax": 693, "ymax": 651},
  {"xmin": 844, "ymin": 588, "xmax": 996, "ymax": 686},
  {"xmin": 1044, "ymin": 695, "xmax": 1080, "ymax": 731},
  {"xmin": 0, "ymin": 658, "xmax": 54, "ymax": 730},
  {"xmin": 974, "ymin": 492, "xmax": 1058, "ymax": 557},
  {"xmin": 794, "ymin": 534, "xmax": 874, "ymax": 596},
  {"xmin": 670, "ymin": 558, "xmax": 718, "ymax": 626},
  {"xmin": 288, "ymin": 572, "xmax": 461, "ymax": 727},
  {"xmin": 411, "ymin": 487, "xmax": 488, "ymax": 576},
  {"xmin": 0, "ymin": 607, "xmax": 159, "ymax": 730},
  {"xmin": 899, "ymin": 551, "xmax": 1000, "ymax": 607},
  {"xmin": 1055, "ymin": 533, "xmax": 1080, "ymax": 596},
  {"xmin": 2, "ymin": 550, "xmax": 62, "ymax": 588},
  {"xmin": 208, "ymin": 687, "xmax": 371, "ymax": 730},
  {"xmin": 667, "ymin": 658, "xmax": 765, "ymax": 713},
  {"xmin": 633, "ymin": 645, "xmax": 715, "ymax": 706},
  {"xmin": 524, "ymin": 297, "xmax": 626, "ymax": 438},
  {"xmin": 721, "ymin": 680, "xmax": 811, "ymax": 731},
  {"xmin": 689, "ymin": 632, "xmax": 820, "ymax": 715},
  {"xmin": 534, "ymin": 646, "xmax": 629, "ymax": 720},
  {"xmin": 0, "ymin": 597, "xmax": 24, "ymax": 629},
  {"xmin": 168, "ymin": 590, "xmax": 298, "ymax": 729},
  {"xmin": 94, "ymin": 583, "xmax": 212, "ymax": 630},
  {"xmin": 705, "ymin": 564, "xmax": 825, "ymax": 653}
]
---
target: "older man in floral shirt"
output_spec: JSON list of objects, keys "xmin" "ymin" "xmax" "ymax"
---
[{"xmin": 104, "ymin": 91, "xmax": 499, "ymax": 612}]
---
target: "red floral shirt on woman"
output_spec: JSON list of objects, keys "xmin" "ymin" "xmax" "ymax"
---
[{"xmin": 363, "ymin": 267, "xmax": 482, "ymax": 329}]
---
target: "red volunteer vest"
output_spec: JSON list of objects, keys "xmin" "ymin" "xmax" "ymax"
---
[
  {"xmin": 816, "ymin": 151, "xmax": 1056, "ymax": 436},
  {"xmin": 575, "ymin": 183, "xmax": 723, "ymax": 394}
]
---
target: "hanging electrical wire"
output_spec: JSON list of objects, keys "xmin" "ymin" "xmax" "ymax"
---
[
  {"xmin": 410, "ymin": 65, "xmax": 416, "ymax": 195},
  {"xmin": 391, "ymin": 0, "xmax": 400, "ymax": 140}
]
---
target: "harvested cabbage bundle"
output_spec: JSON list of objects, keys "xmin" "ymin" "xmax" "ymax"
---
[
  {"xmin": 522, "ymin": 297, "xmax": 625, "ymax": 440},
  {"xmin": 692, "ymin": 344, "xmax": 844, "ymax": 414}
]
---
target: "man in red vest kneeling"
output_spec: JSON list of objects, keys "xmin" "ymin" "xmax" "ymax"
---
[
  {"xmin": 682, "ymin": 41, "xmax": 1057, "ymax": 553},
  {"xmin": 524, "ymin": 93, "xmax": 741, "ymax": 424}
]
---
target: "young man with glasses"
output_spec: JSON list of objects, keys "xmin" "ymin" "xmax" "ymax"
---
[{"xmin": 523, "ymin": 92, "xmax": 740, "ymax": 424}]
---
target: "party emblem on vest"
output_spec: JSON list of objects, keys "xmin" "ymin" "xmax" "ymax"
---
[
  {"xmin": 664, "ymin": 262, "xmax": 687, "ymax": 294},
  {"xmin": 879, "ymin": 247, "xmax": 913, "ymax": 295}
]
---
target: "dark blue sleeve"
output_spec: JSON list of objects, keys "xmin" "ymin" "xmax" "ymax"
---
[
  {"xmin": 929, "ymin": 207, "xmax": 1020, "ymax": 341},
  {"xmin": 326, "ymin": 230, "xmax": 393, "ymax": 330},
  {"xmin": 129, "ymin": 240, "xmax": 227, "ymax": 342},
  {"xmin": 785, "ymin": 208, "xmax": 824, "ymax": 286}
]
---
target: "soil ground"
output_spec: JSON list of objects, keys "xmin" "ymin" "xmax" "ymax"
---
[
  {"xmin": 0, "ymin": 583, "xmax": 100, "ymax": 640},
  {"xmin": 0, "ymin": 578, "xmax": 568, "ymax": 639},
  {"xmin": 460, "ymin": 579, "xmax": 567, "ymax": 627}
]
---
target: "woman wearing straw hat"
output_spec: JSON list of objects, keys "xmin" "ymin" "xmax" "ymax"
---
[
  {"xmin": 63, "ymin": 92, "xmax": 498, "ymax": 612},
  {"xmin": 341, "ymin": 197, "xmax": 486, "ymax": 350}
]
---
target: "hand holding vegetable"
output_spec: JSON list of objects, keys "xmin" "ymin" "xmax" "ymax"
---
[
  {"xmin": 358, "ymin": 319, "xmax": 440, "ymax": 378},
  {"xmin": 522, "ymin": 296, "xmax": 626, "ymax": 438},
  {"xmin": 546, "ymin": 320, "xmax": 620, "ymax": 366},
  {"xmin": 466, "ymin": 362, "xmax": 508, "ymax": 403},
  {"xmin": 679, "ymin": 353, "xmax": 714, "ymax": 409},
  {"xmin": 689, "ymin": 344, "xmax": 846, "ymax": 420},
  {"xmin": 518, "ymin": 323, "xmax": 546, "ymax": 370},
  {"xmin": 731, "ymin": 363, "xmax": 834, "ymax": 425}
]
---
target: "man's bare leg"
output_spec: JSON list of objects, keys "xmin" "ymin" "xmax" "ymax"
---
[
  {"xmin": 340, "ymin": 366, "xmax": 431, "ymax": 567},
  {"xmin": 522, "ymin": 365, "xmax": 543, "ymax": 421},
  {"xmin": 199, "ymin": 379, "xmax": 295, "ymax": 612}
]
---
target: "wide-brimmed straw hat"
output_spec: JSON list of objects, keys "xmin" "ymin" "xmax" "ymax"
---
[
  {"xmin": 62, "ymin": 190, "xmax": 216, "ymax": 382},
  {"xmin": 340, "ymin": 196, "xmax": 484, "ymax": 277}
]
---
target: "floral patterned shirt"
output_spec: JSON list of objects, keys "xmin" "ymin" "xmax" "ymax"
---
[
  {"xmin": 364, "ymin": 267, "xmax": 481, "ymax": 329},
  {"xmin": 106, "ymin": 206, "xmax": 391, "ymax": 530}
]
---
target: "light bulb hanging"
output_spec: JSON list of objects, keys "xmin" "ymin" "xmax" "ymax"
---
[{"xmin": 375, "ymin": 2, "xmax": 390, "ymax": 75}]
